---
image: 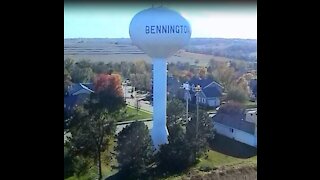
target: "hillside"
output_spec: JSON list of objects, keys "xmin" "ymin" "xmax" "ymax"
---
[
  {"xmin": 186, "ymin": 38, "xmax": 257, "ymax": 61},
  {"xmin": 64, "ymin": 38, "xmax": 256, "ymax": 66}
]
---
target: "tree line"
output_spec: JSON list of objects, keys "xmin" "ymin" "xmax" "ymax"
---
[{"xmin": 64, "ymin": 72, "xmax": 215, "ymax": 179}]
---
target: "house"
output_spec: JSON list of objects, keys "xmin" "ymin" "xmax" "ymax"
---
[
  {"xmin": 213, "ymin": 108, "xmax": 257, "ymax": 147},
  {"xmin": 179, "ymin": 77, "xmax": 224, "ymax": 107},
  {"xmin": 249, "ymin": 79, "xmax": 257, "ymax": 101},
  {"xmin": 64, "ymin": 83, "xmax": 94, "ymax": 117},
  {"xmin": 245, "ymin": 108, "xmax": 257, "ymax": 124}
]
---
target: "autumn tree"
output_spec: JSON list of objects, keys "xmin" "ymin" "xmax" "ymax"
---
[
  {"xmin": 199, "ymin": 67, "xmax": 207, "ymax": 79},
  {"xmin": 207, "ymin": 59, "xmax": 236, "ymax": 90},
  {"xmin": 92, "ymin": 73, "xmax": 125, "ymax": 112}
]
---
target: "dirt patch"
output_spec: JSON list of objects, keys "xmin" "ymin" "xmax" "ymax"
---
[{"xmin": 186, "ymin": 165, "xmax": 257, "ymax": 180}]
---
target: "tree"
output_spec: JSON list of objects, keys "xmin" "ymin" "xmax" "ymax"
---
[
  {"xmin": 134, "ymin": 60, "xmax": 148, "ymax": 73},
  {"xmin": 92, "ymin": 73, "xmax": 125, "ymax": 112},
  {"xmin": 92, "ymin": 61, "xmax": 108, "ymax": 74},
  {"xmin": 120, "ymin": 61, "xmax": 130, "ymax": 79},
  {"xmin": 69, "ymin": 73, "xmax": 125, "ymax": 180},
  {"xmin": 157, "ymin": 99, "xmax": 199, "ymax": 173},
  {"xmin": 70, "ymin": 106, "xmax": 117, "ymax": 180},
  {"xmin": 116, "ymin": 121, "xmax": 154, "ymax": 178},
  {"xmin": 230, "ymin": 60, "xmax": 248, "ymax": 73},
  {"xmin": 208, "ymin": 58, "xmax": 220, "ymax": 71},
  {"xmin": 185, "ymin": 110, "xmax": 215, "ymax": 162},
  {"xmin": 64, "ymin": 144, "xmax": 75, "ymax": 178},
  {"xmin": 166, "ymin": 98, "xmax": 185, "ymax": 133},
  {"xmin": 75, "ymin": 59, "xmax": 92, "ymax": 69},
  {"xmin": 226, "ymin": 84, "xmax": 249, "ymax": 103},
  {"xmin": 218, "ymin": 101, "xmax": 244, "ymax": 115},
  {"xmin": 64, "ymin": 58, "xmax": 75, "ymax": 72},
  {"xmin": 157, "ymin": 124, "xmax": 193, "ymax": 172},
  {"xmin": 71, "ymin": 66, "xmax": 94, "ymax": 83},
  {"xmin": 218, "ymin": 66, "xmax": 235, "ymax": 90},
  {"xmin": 64, "ymin": 68, "xmax": 72, "ymax": 95},
  {"xmin": 143, "ymin": 73, "xmax": 151, "ymax": 92},
  {"xmin": 199, "ymin": 67, "xmax": 207, "ymax": 79},
  {"xmin": 130, "ymin": 72, "xmax": 151, "ymax": 92}
]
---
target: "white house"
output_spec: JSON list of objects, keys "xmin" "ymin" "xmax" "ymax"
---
[
  {"xmin": 245, "ymin": 108, "xmax": 257, "ymax": 124},
  {"xmin": 213, "ymin": 109, "xmax": 257, "ymax": 147}
]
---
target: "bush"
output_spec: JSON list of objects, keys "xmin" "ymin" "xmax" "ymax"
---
[
  {"xmin": 157, "ymin": 124, "xmax": 194, "ymax": 173},
  {"xmin": 116, "ymin": 121, "xmax": 154, "ymax": 178}
]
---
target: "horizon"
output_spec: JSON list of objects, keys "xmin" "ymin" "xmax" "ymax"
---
[
  {"xmin": 64, "ymin": 3, "xmax": 256, "ymax": 40},
  {"xmin": 64, "ymin": 37, "xmax": 256, "ymax": 40}
]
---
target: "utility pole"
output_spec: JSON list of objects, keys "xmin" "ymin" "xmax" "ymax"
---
[
  {"xmin": 183, "ymin": 82, "xmax": 190, "ymax": 122},
  {"xmin": 195, "ymin": 85, "xmax": 201, "ymax": 156},
  {"xmin": 123, "ymin": 81, "xmax": 127, "ymax": 102}
]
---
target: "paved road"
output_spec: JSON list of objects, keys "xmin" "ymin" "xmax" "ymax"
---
[
  {"xmin": 116, "ymin": 120, "xmax": 153, "ymax": 134},
  {"xmin": 65, "ymin": 119, "xmax": 154, "ymax": 143},
  {"xmin": 123, "ymin": 85, "xmax": 153, "ymax": 113}
]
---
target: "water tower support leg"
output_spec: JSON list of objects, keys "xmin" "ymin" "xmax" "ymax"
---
[{"xmin": 151, "ymin": 58, "xmax": 169, "ymax": 150}]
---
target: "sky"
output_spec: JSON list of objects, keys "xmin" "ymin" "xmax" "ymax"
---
[{"xmin": 64, "ymin": 3, "xmax": 256, "ymax": 39}]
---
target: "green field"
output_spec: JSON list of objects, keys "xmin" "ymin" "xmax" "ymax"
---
[{"xmin": 118, "ymin": 106, "xmax": 152, "ymax": 122}]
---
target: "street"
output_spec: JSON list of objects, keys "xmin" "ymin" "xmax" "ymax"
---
[
  {"xmin": 123, "ymin": 85, "xmax": 153, "ymax": 113},
  {"xmin": 116, "ymin": 120, "xmax": 153, "ymax": 134}
]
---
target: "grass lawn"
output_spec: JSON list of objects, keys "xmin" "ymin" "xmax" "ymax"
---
[
  {"xmin": 197, "ymin": 150, "xmax": 256, "ymax": 170},
  {"xmin": 118, "ymin": 106, "xmax": 152, "ymax": 122},
  {"xmin": 244, "ymin": 100, "xmax": 257, "ymax": 109}
]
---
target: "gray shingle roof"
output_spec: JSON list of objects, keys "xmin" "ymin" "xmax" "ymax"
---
[
  {"xmin": 187, "ymin": 77, "xmax": 223, "ymax": 98},
  {"xmin": 188, "ymin": 77, "xmax": 212, "ymax": 88},
  {"xmin": 202, "ymin": 86, "xmax": 222, "ymax": 98},
  {"xmin": 213, "ymin": 112, "xmax": 255, "ymax": 135}
]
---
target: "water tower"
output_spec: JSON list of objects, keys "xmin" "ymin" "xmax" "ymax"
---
[{"xmin": 129, "ymin": 6, "xmax": 191, "ymax": 149}]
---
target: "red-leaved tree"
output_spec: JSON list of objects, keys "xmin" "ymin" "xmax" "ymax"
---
[
  {"xmin": 86, "ymin": 73, "xmax": 125, "ymax": 113},
  {"xmin": 94, "ymin": 73, "xmax": 123, "ymax": 97}
]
